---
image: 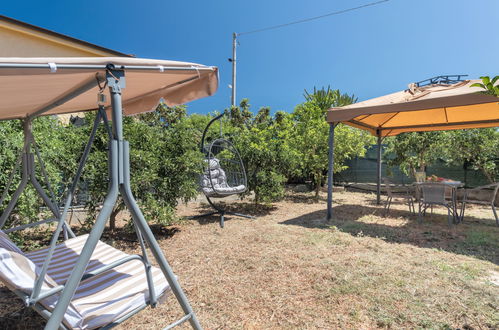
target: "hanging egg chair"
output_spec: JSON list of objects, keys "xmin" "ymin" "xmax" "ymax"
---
[{"xmin": 195, "ymin": 112, "xmax": 254, "ymax": 227}]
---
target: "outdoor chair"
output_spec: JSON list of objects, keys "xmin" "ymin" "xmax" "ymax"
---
[
  {"xmin": 192, "ymin": 111, "xmax": 254, "ymax": 228},
  {"xmin": 382, "ymin": 177, "xmax": 415, "ymax": 215},
  {"xmin": 417, "ymin": 182, "xmax": 458, "ymax": 225},
  {"xmin": 460, "ymin": 182, "xmax": 499, "ymax": 226}
]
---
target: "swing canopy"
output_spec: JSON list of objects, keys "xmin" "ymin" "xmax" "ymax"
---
[{"xmin": 0, "ymin": 57, "xmax": 218, "ymax": 120}]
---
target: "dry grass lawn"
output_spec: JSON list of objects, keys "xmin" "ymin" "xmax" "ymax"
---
[{"xmin": 1, "ymin": 190, "xmax": 498, "ymax": 329}]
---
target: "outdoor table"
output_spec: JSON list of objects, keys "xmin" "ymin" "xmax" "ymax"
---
[{"xmin": 414, "ymin": 181, "xmax": 464, "ymax": 224}]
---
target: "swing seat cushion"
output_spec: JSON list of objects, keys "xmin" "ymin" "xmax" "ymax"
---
[{"xmin": 0, "ymin": 232, "xmax": 171, "ymax": 329}]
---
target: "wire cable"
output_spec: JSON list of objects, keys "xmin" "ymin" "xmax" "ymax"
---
[{"xmin": 238, "ymin": 0, "xmax": 389, "ymax": 36}]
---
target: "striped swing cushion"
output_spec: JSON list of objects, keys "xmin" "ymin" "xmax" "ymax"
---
[{"xmin": 0, "ymin": 231, "xmax": 170, "ymax": 329}]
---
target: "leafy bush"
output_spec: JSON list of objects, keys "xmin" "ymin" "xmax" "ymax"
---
[
  {"xmin": 293, "ymin": 87, "xmax": 375, "ymax": 197},
  {"xmin": 80, "ymin": 104, "xmax": 202, "ymax": 229}
]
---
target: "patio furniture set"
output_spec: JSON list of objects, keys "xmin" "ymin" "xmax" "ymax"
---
[{"xmin": 382, "ymin": 178, "xmax": 499, "ymax": 226}]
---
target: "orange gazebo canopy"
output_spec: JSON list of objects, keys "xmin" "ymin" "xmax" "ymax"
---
[{"xmin": 327, "ymin": 79, "xmax": 499, "ymax": 136}]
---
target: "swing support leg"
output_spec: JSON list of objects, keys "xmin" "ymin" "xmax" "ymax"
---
[{"xmin": 0, "ymin": 118, "xmax": 74, "ymax": 239}]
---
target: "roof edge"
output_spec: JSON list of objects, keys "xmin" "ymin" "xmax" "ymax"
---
[{"xmin": 0, "ymin": 15, "xmax": 133, "ymax": 57}]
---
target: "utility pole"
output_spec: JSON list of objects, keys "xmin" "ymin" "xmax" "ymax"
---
[{"xmin": 230, "ymin": 32, "xmax": 237, "ymax": 107}]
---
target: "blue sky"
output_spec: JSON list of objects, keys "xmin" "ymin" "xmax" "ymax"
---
[{"xmin": 3, "ymin": 0, "xmax": 498, "ymax": 115}]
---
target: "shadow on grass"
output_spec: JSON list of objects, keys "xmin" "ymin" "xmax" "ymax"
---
[
  {"xmin": 98, "ymin": 225, "xmax": 181, "ymax": 249},
  {"xmin": 0, "ymin": 289, "xmax": 44, "ymax": 330},
  {"xmin": 280, "ymin": 204, "xmax": 499, "ymax": 265},
  {"xmin": 186, "ymin": 201, "xmax": 276, "ymax": 226},
  {"xmin": 284, "ymin": 193, "xmax": 328, "ymax": 204}
]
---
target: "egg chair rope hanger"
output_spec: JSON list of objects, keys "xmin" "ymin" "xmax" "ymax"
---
[{"xmin": 192, "ymin": 111, "xmax": 254, "ymax": 228}]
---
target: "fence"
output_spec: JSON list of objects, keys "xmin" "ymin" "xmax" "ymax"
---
[{"xmin": 336, "ymin": 145, "xmax": 492, "ymax": 188}]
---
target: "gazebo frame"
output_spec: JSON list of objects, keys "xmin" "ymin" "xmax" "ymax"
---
[{"xmin": 325, "ymin": 78, "xmax": 499, "ymax": 220}]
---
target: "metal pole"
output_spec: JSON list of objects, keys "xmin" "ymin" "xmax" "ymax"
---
[
  {"xmin": 0, "ymin": 153, "xmax": 28, "ymax": 228},
  {"xmin": 376, "ymin": 131, "xmax": 382, "ymax": 205},
  {"xmin": 231, "ymin": 32, "xmax": 237, "ymax": 107},
  {"xmin": 0, "ymin": 118, "xmax": 34, "ymax": 228},
  {"xmin": 327, "ymin": 123, "xmax": 335, "ymax": 221},
  {"xmin": 0, "ymin": 149, "xmax": 23, "ymax": 207},
  {"xmin": 46, "ymin": 71, "xmax": 122, "ymax": 329}
]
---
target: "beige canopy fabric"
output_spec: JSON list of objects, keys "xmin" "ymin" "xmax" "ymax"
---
[
  {"xmin": 0, "ymin": 57, "xmax": 219, "ymax": 120},
  {"xmin": 327, "ymin": 80, "xmax": 499, "ymax": 136}
]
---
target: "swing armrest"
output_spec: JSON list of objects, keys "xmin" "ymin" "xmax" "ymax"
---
[
  {"xmin": 27, "ymin": 285, "xmax": 65, "ymax": 306},
  {"xmin": 81, "ymin": 254, "xmax": 145, "ymax": 281}
]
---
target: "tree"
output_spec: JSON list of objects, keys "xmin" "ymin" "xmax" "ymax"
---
[
  {"xmin": 293, "ymin": 87, "xmax": 374, "ymax": 197},
  {"xmin": 471, "ymin": 76, "xmax": 499, "ymax": 97},
  {"xmin": 384, "ymin": 132, "xmax": 446, "ymax": 178},
  {"xmin": 228, "ymin": 101, "xmax": 297, "ymax": 204},
  {"xmin": 76, "ymin": 104, "xmax": 202, "ymax": 230},
  {"xmin": 441, "ymin": 129, "xmax": 499, "ymax": 183},
  {"xmin": 0, "ymin": 116, "xmax": 77, "ymax": 247}
]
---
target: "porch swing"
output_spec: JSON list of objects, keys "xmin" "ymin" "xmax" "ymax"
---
[
  {"xmin": 0, "ymin": 57, "xmax": 219, "ymax": 330},
  {"xmin": 194, "ymin": 111, "xmax": 254, "ymax": 228}
]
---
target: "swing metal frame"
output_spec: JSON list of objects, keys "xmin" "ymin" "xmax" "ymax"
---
[
  {"xmin": 0, "ymin": 65, "xmax": 207, "ymax": 330},
  {"xmin": 190, "ymin": 112, "xmax": 254, "ymax": 228}
]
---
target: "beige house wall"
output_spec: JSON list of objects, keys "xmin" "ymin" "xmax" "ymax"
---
[
  {"xmin": 0, "ymin": 16, "xmax": 129, "ymax": 121},
  {"xmin": 0, "ymin": 20, "xmax": 121, "ymax": 57},
  {"xmin": 0, "ymin": 28, "xmax": 100, "ymax": 57}
]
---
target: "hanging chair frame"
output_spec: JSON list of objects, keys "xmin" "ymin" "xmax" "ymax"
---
[
  {"xmin": 0, "ymin": 66, "xmax": 203, "ymax": 330},
  {"xmin": 190, "ymin": 112, "xmax": 254, "ymax": 228}
]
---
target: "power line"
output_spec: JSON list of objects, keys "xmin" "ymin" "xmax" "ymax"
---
[{"xmin": 238, "ymin": 0, "xmax": 389, "ymax": 36}]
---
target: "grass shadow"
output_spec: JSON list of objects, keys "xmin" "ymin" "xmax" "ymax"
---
[
  {"xmin": 279, "ymin": 204, "xmax": 499, "ymax": 265},
  {"xmin": 0, "ymin": 287, "xmax": 44, "ymax": 330},
  {"xmin": 284, "ymin": 193, "xmax": 328, "ymax": 204},
  {"xmin": 98, "ymin": 225, "xmax": 181, "ymax": 249},
  {"xmin": 186, "ymin": 201, "xmax": 276, "ymax": 226}
]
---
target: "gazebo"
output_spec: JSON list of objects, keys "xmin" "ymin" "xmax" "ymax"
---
[{"xmin": 325, "ymin": 76, "xmax": 499, "ymax": 220}]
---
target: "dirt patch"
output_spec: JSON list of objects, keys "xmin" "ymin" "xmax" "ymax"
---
[{"xmin": 1, "ymin": 191, "xmax": 498, "ymax": 329}]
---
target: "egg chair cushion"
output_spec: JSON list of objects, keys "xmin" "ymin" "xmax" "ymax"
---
[{"xmin": 200, "ymin": 158, "xmax": 246, "ymax": 197}]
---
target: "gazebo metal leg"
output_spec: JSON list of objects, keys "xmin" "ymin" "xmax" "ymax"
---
[{"xmin": 326, "ymin": 123, "xmax": 335, "ymax": 221}]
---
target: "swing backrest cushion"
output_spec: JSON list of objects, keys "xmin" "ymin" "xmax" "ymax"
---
[
  {"xmin": 0, "ymin": 230, "xmax": 83, "ymax": 328},
  {"xmin": 0, "ymin": 230, "xmax": 25, "ymax": 255}
]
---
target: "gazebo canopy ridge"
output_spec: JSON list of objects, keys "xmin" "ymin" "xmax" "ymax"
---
[{"xmin": 327, "ymin": 79, "xmax": 499, "ymax": 137}]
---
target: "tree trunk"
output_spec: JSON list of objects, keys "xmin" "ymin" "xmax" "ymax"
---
[
  {"xmin": 109, "ymin": 204, "xmax": 122, "ymax": 230},
  {"xmin": 479, "ymin": 165, "xmax": 494, "ymax": 183},
  {"xmin": 315, "ymin": 172, "xmax": 322, "ymax": 198}
]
